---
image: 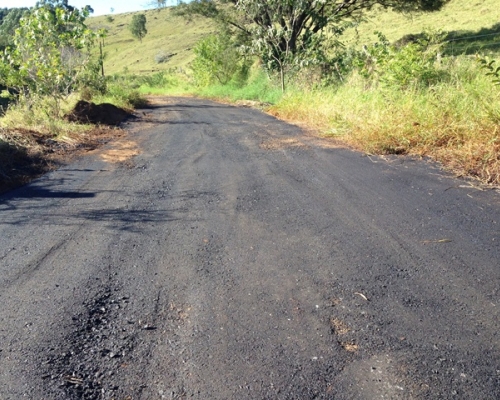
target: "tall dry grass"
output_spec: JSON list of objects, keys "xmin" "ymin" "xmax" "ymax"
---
[{"xmin": 269, "ymin": 57, "xmax": 500, "ymax": 185}]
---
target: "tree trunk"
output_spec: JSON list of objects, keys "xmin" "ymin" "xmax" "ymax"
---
[
  {"xmin": 280, "ymin": 65, "xmax": 285, "ymax": 93},
  {"xmin": 99, "ymin": 39, "xmax": 105, "ymax": 77}
]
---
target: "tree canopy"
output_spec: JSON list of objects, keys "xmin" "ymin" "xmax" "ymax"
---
[
  {"xmin": 130, "ymin": 14, "xmax": 148, "ymax": 42},
  {"xmin": 174, "ymin": 0, "xmax": 451, "ymax": 91},
  {"xmin": 0, "ymin": 8, "xmax": 29, "ymax": 49},
  {"xmin": 0, "ymin": 4, "xmax": 104, "ymax": 116},
  {"xmin": 35, "ymin": 0, "xmax": 94, "ymax": 14}
]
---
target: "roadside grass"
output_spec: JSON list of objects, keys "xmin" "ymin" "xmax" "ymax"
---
[
  {"xmin": 0, "ymin": 102, "xmax": 92, "ymax": 193},
  {"xmin": 0, "ymin": 132, "xmax": 47, "ymax": 193},
  {"xmin": 138, "ymin": 71, "xmax": 194, "ymax": 96},
  {"xmin": 269, "ymin": 57, "xmax": 500, "ymax": 185},
  {"xmin": 193, "ymin": 70, "xmax": 284, "ymax": 105},
  {"xmin": 137, "ymin": 68, "xmax": 283, "ymax": 105},
  {"xmin": 0, "ymin": 95, "xmax": 94, "ymax": 138},
  {"xmin": 0, "ymin": 90, "xmax": 135, "ymax": 193}
]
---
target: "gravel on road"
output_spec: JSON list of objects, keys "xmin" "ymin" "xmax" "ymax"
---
[{"xmin": 0, "ymin": 97, "xmax": 499, "ymax": 399}]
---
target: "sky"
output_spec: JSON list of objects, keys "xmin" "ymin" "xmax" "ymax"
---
[{"xmin": 0, "ymin": 0, "xmax": 181, "ymax": 16}]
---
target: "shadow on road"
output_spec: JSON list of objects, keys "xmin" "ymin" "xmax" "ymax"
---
[{"xmin": 0, "ymin": 183, "xmax": 204, "ymax": 233}]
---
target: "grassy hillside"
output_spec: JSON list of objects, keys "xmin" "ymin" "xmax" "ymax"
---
[
  {"xmin": 343, "ymin": 0, "xmax": 500, "ymax": 55},
  {"xmin": 88, "ymin": 7, "xmax": 216, "ymax": 76},
  {"xmin": 90, "ymin": 0, "xmax": 500, "ymax": 77}
]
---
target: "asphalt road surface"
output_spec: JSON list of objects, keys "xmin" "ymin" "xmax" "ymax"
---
[{"xmin": 1, "ymin": 97, "xmax": 499, "ymax": 399}]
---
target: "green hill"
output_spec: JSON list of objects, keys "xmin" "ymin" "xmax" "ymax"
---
[
  {"xmin": 343, "ymin": 0, "xmax": 500, "ymax": 56},
  {"xmin": 90, "ymin": 0, "xmax": 500, "ymax": 77},
  {"xmin": 88, "ymin": 7, "xmax": 216, "ymax": 76}
]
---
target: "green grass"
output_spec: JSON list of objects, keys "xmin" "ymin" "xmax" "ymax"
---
[
  {"xmin": 136, "ymin": 66, "xmax": 283, "ymax": 105},
  {"xmin": 343, "ymin": 0, "xmax": 500, "ymax": 56},
  {"xmin": 89, "ymin": 7, "xmax": 215, "ymax": 76},
  {"xmin": 193, "ymin": 70, "xmax": 284, "ymax": 104},
  {"xmin": 0, "ymin": 94, "xmax": 94, "ymax": 138}
]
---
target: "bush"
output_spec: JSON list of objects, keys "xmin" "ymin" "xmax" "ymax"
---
[
  {"xmin": 192, "ymin": 32, "xmax": 251, "ymax": 87},
  {"xmin": 155, "ymin": 51, "xmax": 170, "ymax": 64},
  {"xmin": 126, "ymin": 90, "xmax": 148, "ymax": 108},
  {"xmin": 352, "ymin": 32, "xmax": 448, "ymax": 90},
  {"xmin": 98, "ymin": 75, "xmax": 148, "ymax": 109},
  {"xmin": 141, "ymin": 72, "xmax": 169, "ymax": 87},
  {"xmin": 0, "ymin": 6, "xmax": 102, "ymax": 118}
]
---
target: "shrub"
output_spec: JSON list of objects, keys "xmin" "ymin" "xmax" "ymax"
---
[
  {"xmin": 126, "ymin": 90, "xmax": 148, "ymax": 108},
  {"xmin": 141, "ymin": 72, "xmax": 169, "ymax": 88},
  {"xmin": 478, "ymin": 57, "xmax": 500, "ymax": 86},
  {"xmin": 155, "ymin": 51, "xmax": 170, "ymax": 64},
  {"xmin": 0, "ymin": 6, "xmax": 103, "ymax": 118},
  {"xmin": 353, "ymin": 32, "xmax": 448, "ymax": 90},
  {"xmin": 192, "ymin": 32, "xmax": 251, "ymax": 87}
]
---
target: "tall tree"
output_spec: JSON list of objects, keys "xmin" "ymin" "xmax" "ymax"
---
[
  {"xmin": 174, "ymin": 0, "xmax": 451, "ymax": 91},
  {"xmin": 129, "ymin": 14, "xmax": 148, "ymax": 42}
]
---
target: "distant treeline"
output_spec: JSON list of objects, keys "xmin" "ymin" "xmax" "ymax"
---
[{"xmin": 0, "ymin": 8, "xmax": 29, "ymax": 49}]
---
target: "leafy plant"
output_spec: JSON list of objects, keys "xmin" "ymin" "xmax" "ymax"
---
[
  {"xmin": 0, "ymin": 8, "xmax": 29, "ymax": 49},
  {"xmin": 0, "ymin": 5, "xmax": 104, "ymax": 118},
  {"xmin": 192, "ymin": 32, "xmax": 250, "ymax": 87},
  {"xmin": 353, "ymin": 31, "xmax": 447, "ymax": 89},
  {"xmin": 478, "ymin": 57, "xmax": 500, "ymax": 86}
]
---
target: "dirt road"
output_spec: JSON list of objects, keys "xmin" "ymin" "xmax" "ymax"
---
[{"xmin": 0, "ymin": 97, "xmax": 499, "ymax": 399}]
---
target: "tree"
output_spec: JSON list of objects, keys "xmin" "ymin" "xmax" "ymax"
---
[
  {"xmin": 35, "ymin": 0, "xmax": 75, "ymax": 11},
  {"xmin": 0, "ymin": 8, "xmax": 29, "ymax": 49},
  {"xmin": 174, "ymin": 0, "xmax": 451, "ymax": 91},
  {"xmin": 147, "ymin": 0, "xmax": 168, "ymax": 9},
  {"xmin": 35, "ymin": 0, "xmax": 94, "ymax": 14},
  {"xmin": 0, "ymin": 5, "xmax": 104, "ymax": 117},
  {"xmin": 130, "ymin": 14, "xmax": 147, "ymax": 42}
]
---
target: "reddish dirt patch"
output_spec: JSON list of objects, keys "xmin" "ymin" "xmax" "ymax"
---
[
  {"xmin": 0, "ymin": 127, "xmax": 125, "ymax": 194},
  {"xmin": 1, "ymin": 101, "xmax": 135, "ymax": 194},
  {"xmin": 65, "ymin": 101, "xmax": 133, "ymax": 126}
]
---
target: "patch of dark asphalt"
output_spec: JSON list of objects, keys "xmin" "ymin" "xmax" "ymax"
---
[
  {"xmin": 0, "ymin": 96, "xmax": 499, "ymax": 399},
  {"xmin": 38, "ymin": 281, "xmax": 179, "ymax": 399}
]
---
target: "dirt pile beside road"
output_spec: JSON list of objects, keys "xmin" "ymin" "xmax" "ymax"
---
[
  {"xmin": 65, "ymin": 100, "xmax": 133, "ymax": 126},
  {"xmin": 0, "ymin": 127, "xmax": 125, "ymax": 194}
]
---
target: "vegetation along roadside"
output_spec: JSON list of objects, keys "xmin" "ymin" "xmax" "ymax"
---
[{"xmin": 1, "ymin": 0, "xmax": 500, "ymax": 191}]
